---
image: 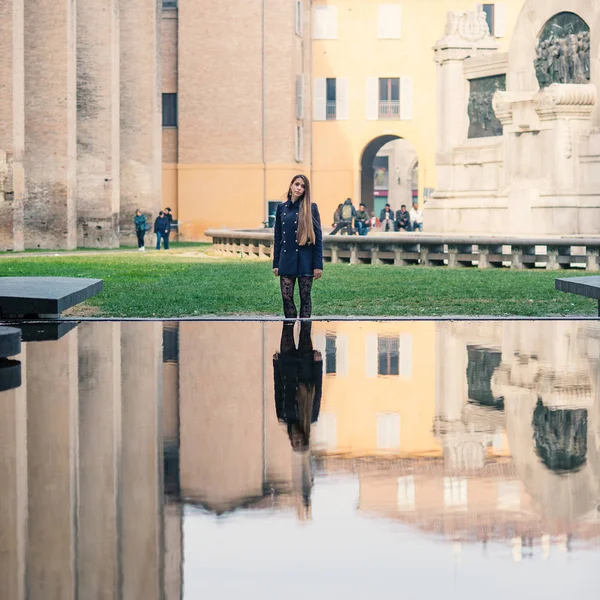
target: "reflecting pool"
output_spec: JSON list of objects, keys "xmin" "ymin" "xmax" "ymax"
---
[{"xmin": 1, "ymin": 320, "xmax": 599, "ymax": 599}]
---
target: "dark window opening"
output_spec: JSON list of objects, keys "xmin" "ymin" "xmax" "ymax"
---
[
  {"xmin": 483, "ymin": 4, "xmax": 494, "ymax": 35},
  {"xmin": 162, "ymin": 93, "xmax": 178, "ymax": 127},
  {"xmin": 326, "ymin": 78, "xmax": 336, "ymax": 120},
  {"xmin": 378, "ymin": 335, "xmax": 399, "ymax": 376},
  {"xmin": 325, "ymin": 333, "xmax": 337, "ymax": 375}
]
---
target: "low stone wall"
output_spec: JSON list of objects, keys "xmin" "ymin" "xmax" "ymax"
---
[{"xmin": 205, "ymin": 228, "xmax": 600, "ymax": 271}]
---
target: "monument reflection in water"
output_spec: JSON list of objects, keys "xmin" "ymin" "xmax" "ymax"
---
[{"xmin": 1, "ymin": 320, "xmax": 599, "ymax": 599}]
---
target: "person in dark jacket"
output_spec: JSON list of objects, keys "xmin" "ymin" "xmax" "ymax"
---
[
  {"xmin": 274, "ymin": 321, "xmax": 323, "ymax": 453},
  {"xmin": 154, "ymin": 211, "xmax": 169, "ymax": 250},
  {"xmin": 380, "ymin": 203, "xmax": 395, "ymax": 232},
  {"xmin": 163, "ymin": 207, "xmax": 173, "ymax": 250},
  {"xmin": 355, "ymin": 203, "xmax": 370, "ymax": 236},
  {"xmin": 396, "ymin": 204, "xmax": 411, "ymax": 232},
  {"xmin": 273, "ymin": 174, "xmax": 323, "ymax": 319},
  {"xmin": 133, "ymin": 209, "xmax": 147, "ymax": 251}
]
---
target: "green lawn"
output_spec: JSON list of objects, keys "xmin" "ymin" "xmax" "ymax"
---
[{"xmin": 0, "ymin": 251, "xmax": 595, "ymax": 318}]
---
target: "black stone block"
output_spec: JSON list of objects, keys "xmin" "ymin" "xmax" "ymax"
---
[
  {"xmin": 0, "ymin": 325, "xmax": 21, "ymax": 358},
  {"xmin": 0, "ymin": 277, "xmax": 103, "ymax": 316}
]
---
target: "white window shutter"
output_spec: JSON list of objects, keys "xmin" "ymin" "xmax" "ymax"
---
[
  {"xmin": 397, "ymin": 476, "xmax": 415, "ymax": 509},
  {"xmin": 365, "ymin": 333, "xmax": 377, "ymax": 377},
  {"xmin": 296, "ymin": 74, "xmax": 304, "ymax": 120},
  {"xmin": 494, "ymin": 3, "xmax": 506, "ymax": 37},
  {"xmin": 313, "ymin": 6, "xmax": 327, "ymax": 39},
  {"xmin": 400, "ymin": 76, "xmax": 413, "ymax": 120},
  {"xmin": 336, "ymin": 77, "xmax": 348, "ymax": 120},
  {"xmin": 313, "ymin": 77, "xmax": 327, "ymax": 121},
  {"xmin": 378, "ymin": 4, "xmax": 402, "ymax": 39},
  {"xmin": 295, "ymin": 0, "xmax": 303, "ymax": 36},
  {"xmin": 399, "ymin": 333, "xmax": 412, "ymax": 378},
  {"xmin": 336, "ymin": 334, "xmax": 348, "ymax": 376},
  {"xmin": 327, "ymin": 6, "xmax": 338, "ymax": 39},
  {"xmin": 294, "ymin": 125, "xmax": 303, "ymax": 162},
  {"xmin": 313, "ymin": 333, "xmax": 326, "ymax": 355},
  {"xmin": 314, "ymin": 412, "xmax": 337, "ymax": 450},
  {"xmin": 366, "ymin": 77, "xmax": 379, "ymax": 120},
  {"xmin": 377, "ymin": 413, "xmax": 400, "ymax": 449}
]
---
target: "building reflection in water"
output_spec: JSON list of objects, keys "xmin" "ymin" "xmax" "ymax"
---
[{"xmin": 1, "ymin": 319, "xmax": 600, "ymax": 598}]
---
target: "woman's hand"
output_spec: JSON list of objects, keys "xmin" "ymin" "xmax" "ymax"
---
[
  {"xmin": 314, "ymin": 269, "xmax": 323, "ymax": 280},
  {"xmin": 273, "ymin": 268, "xmax": 279, "ymax": 277}
]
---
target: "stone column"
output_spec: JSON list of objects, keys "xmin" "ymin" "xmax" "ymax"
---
[
  {"xmin": 23, "ymin": 0, "xmax": 77, "ymax": 249},
  {"xmin": 433, "ymin": 11, "xmax": 499, "ymax": 155},
  {"xmin": 119, "ymin": 0, "xmax": 162, "ymax": 244},
  {"xmin": 26, "ymin": 330, "xmax": 79, "ymax": 600},
  {"xmin": 121, "ymin": 322, "xmax": 163, "ymax": 599},
  {"xmin": 76, "ymin": 0, "xmax": 120, "ymax": 247},
  {"xmin": 0, "ymin": 346, "xmax": 27, "ymax": 600},
  {"xmin": 0, "ymin": 0, "xmax": 25, "ymax": 251},
  {"xmin": 77, "ymin": 323, "xmax": 121, "ymax": 599}
]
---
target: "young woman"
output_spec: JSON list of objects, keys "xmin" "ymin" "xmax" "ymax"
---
[
  {"xmin": 273, "ymin": 321, "xmax": 322, "ymax": 453},
  {"xmin": 273, "ymin": 174, "xmax": 323, "ymax": 319}
]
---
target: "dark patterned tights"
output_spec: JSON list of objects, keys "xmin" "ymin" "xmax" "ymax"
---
[{"xmin": 280, "ymin": 276, "xmax": 313, "ymax": 318}]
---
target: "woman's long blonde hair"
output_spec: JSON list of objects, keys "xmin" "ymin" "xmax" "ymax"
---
[{"xmin": 288, "ymin": 174, "xmax": 315, "ymax": 246}]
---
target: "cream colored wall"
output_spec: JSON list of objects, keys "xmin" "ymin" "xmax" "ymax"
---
[
  {"xmin": 161, "ymin": 1, "xmax": 525, "ymax": 238},
  {"xmin": 172, "ymin": 0, "xmax": 312, "ymax": 240},
  {"xmin": 313, "ymin": 321, "xmax": 439, "ymax": 456},
  {"xmin": 311, "ymin": 0, "xmax": 524, "ymax": 224}
]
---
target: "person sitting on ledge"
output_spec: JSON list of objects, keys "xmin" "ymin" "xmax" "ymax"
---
[
  {"xmin": 410, "ymin": 201, "xmax": 423, "ymax": 232},
  {"xmin": 355, "ymin": 203, "xmax": 370, "ymax": 236},
  {"xmin": 379, "ymin": 203, "xmax": 395, "ymax": 232},
  {"xmin": 396, "ymin": 204, "xmax": 411, "ymax": 232}
]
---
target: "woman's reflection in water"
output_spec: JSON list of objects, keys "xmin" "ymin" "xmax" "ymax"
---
[{"xmin": 274, "ymin": 322, "xmax": 323, "ymax": 520}]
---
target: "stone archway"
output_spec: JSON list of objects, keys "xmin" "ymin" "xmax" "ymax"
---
[
  {"xmin": 360, "ymin": 135, "xmax": 400, "ymax": 214},
  {"xmin": 359, "ymin": 136, "xmax": 418, "ymax": 215}
]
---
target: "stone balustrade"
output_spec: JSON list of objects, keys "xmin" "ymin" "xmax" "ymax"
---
[{"xmin": 205, "ymin": 229, "xmax": 600, "ymax": 271}]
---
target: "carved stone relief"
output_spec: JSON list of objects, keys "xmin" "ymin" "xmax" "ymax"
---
[
  {"xmin": 535, "ymin": 12, "xmax": 590, "ymax": 88},
  {"xmin": 468, "ymin": 75, "xmax": 506, "ymax": 138}
]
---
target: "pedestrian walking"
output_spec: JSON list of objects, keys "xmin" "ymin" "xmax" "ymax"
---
[
  {"xmin": 154, "ymin": 211, "xmax": 169, "ymax": 250},
  {"xmin": 273, "ymin": 174, "xmax": 323, "ymax": 319},
  {"xmin": 164, "ymin": 207, "xmax": 173, "ymax": 249},
  {"xmin": 134, "ymin": 209, "xmax": 147, "ymax": 251}
]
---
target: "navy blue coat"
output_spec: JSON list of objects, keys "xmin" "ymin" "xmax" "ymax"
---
[{"xmin": 273, "ymin": 199, "xmax": 323, "ymax": 277}]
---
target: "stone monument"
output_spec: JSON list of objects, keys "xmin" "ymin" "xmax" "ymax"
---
[{"xmin": 428, "ymin": 2, "xmax": 600, "ymax": 236}]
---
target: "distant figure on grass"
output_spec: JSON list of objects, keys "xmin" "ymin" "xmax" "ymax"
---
[
  {"xmin": 330, "ymin": 198, "xmax": 356, "ymax": 235},
  {"xmin": 133, "ymin": 209, "xmax": 147, "ymax": 251},
  {"xmin": 396, "ymin": 204, "xmax": 411, "ymax": 232},
  {"xmin": 164, "ymin": 207, "xmax": 174, "ymax": 249},
  {"xmin": 355, "ymin": 203, "xmax": 370, "ymax": 236},
  {"xmin": 410, "ymin": 202, "xmax": 423, "ymax": 232},
  {"xmin": 380, "ymin": 203, "xmax": 395, "ymax": 232},
  {"xmin": 273, "ymin": 174, "xmax": 323, "ymax": 319},
  {"xmin": 154, "ymin": 211, "xmax": 169, "ymax": 250}
]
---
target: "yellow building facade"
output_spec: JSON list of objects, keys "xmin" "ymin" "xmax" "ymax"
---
[{"xmin": 161, "ymin": 0, "xmax": 525, "ymax": 239}]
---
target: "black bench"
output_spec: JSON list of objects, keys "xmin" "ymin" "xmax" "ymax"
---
[
  {"xmin": 555, "ymin": 276, "xmax": 600, "ymax": 316},
  {"xmin": 0, "ymin": 277, "xmax": 103, "ymax": 318}
]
